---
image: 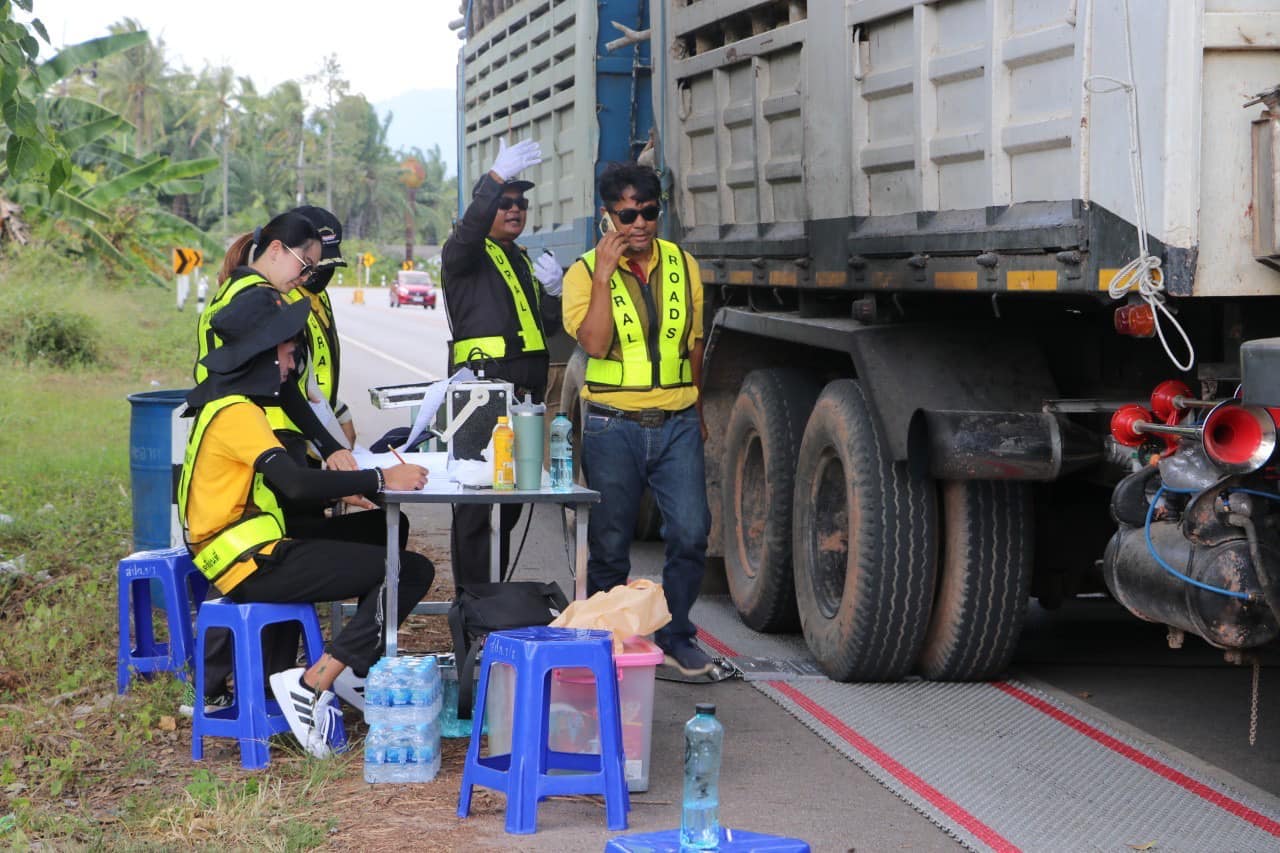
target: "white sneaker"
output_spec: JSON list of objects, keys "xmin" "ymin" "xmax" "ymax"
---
[
  {"xmin": 332, "ymin": 668, "xmax": 366, "ymax": 715},
  {"xmin": 269, "ymin": 667, "xmax": 339, "ymax": 759}
]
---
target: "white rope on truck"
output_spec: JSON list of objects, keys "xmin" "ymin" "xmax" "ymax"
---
[{"xmin": 1085, "ymin": 0, "xmax": 1195, "ymax": 372}]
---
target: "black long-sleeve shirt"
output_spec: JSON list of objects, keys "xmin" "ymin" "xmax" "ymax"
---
[{"xmin": 441, "ymin": 174, "xmax": 561, "ymax": 401}]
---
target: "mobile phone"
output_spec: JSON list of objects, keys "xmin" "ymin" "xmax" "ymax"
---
[{"xmin": 599, "ymin": 212, "xmax": 616, "ymax": 236}]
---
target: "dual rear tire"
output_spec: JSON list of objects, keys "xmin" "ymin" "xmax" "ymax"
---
[{"xmin": 721, "ymin": 372, "xmax": 1033, "ymax": 682}]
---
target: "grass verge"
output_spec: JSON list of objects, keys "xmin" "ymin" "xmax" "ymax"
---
[{"xmin": 0, "ymin": 267, "xmax": 484, "ymax": 850}]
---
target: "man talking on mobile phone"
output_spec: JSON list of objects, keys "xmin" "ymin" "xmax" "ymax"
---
[
  {"xmin": 560, "ymin": 161, "xmax": 715, "ymax": 680},
  {"xmin": 440, "ymin": 137, "xmax": 563, "ymax": 586}
]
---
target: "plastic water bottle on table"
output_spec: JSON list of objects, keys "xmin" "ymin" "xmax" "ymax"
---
[{"xmin": 549, "ymin": 411, "xmax": 573, "ymax": 492}]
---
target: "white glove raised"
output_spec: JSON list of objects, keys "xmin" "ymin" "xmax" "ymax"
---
[
  {"xmin": 533, "ymin": 252, "xmax": 563, "ymax": 297},
  {"xmin": 490, "ymin": 137, "xmax": 542, "ymax": 182}
]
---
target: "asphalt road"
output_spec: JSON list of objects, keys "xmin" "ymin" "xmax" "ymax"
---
[{"xmin": 327, "ymin": 287, "xmax": 1280, "ymax": 848}]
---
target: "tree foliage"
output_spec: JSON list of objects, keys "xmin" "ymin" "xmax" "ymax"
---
[{"xmin": 2, "ymin": 6, "xmax": 456, "ymax": 280}]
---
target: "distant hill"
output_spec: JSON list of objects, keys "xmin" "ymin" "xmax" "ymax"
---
[{"xmin": 377, "ymin": 88, "xmax": 458, "ymax": 177}]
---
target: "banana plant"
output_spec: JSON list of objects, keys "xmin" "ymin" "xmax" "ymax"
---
[{"xmin": 2, "ymin": 8, "xmax": 217, "ymax": 281}]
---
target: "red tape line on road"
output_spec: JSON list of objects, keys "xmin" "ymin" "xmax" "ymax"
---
[
  {"xmin": 697, "ymin": 629, "xmax": 1021, "ymax": 853},
  {"xmin": 994, "ymin": 680, "xmax": 1280, "ymax": 838}
]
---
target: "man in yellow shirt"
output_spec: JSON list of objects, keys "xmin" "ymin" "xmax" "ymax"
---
[
  {"xmin": 181, "ymin": 287, "xmax": 434, "ymax": 756},
  {"xmin": 561, "ymin": 162, "xmax": 714, "ymax": 678}
]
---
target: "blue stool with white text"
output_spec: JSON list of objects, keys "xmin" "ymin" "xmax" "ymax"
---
[
  {"xmin": 191, "ymin": 598, "xmax": 346, "ymax": 769},
  {"xmin": 116, "ymin": 547, "xmax": 209, "ymax": 693},
  {"xmin": 458, "ymin": 626, "xmax": 630, "ymax": 834}
]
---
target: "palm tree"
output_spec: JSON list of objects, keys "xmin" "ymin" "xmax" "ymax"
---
[{"xmin": 94, "ymin": 18, "xmax": 169, "ymax": 157}]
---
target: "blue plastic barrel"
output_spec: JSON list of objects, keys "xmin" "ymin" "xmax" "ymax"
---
[{"xmin": 127, "ymin": 389, "xmax": 189, "ymax": 552}]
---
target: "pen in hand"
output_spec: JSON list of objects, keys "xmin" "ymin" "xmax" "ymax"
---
[{"xmin": 390, "ymin": 447, "xmax": 407, "ymax": 465}]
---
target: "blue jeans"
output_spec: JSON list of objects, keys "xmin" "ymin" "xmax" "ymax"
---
[{"xmin": 582, "ymin": 405, "xmax": 710, "ymax": 648}]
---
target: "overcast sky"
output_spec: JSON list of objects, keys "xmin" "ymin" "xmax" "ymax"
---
[{"xmin": 21, "ymin": 1, "xmax": 463, "ymax": 104}]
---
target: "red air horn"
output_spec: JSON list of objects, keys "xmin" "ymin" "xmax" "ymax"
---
[
  {"xmin": 1109, "ymin": 384, "xmax": 1280, "ymax": 473},
  {"xmin": 1201, "ymin": 400, "xmax": 1279, "ymax": 473}
]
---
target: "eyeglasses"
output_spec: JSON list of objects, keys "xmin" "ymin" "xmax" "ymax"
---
[
  {"xmin": 283, "ymin": 243, "xmax": 315, "ymax": 280},
  {"xmin": 496, "ymin": 196, "xmax": 529, "ymax": 211},
  {"xmin": 610, "ymin": 204, "xmax": 660, "ymax": 225}
]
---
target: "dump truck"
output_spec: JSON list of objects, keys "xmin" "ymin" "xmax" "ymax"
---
[{"xmin": 455, "ymin": 0, "xmax": 1280, "ymax": 681}]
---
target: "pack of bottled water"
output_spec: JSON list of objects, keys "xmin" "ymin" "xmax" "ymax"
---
[{"xmin": 363, "ymin": 655, "xmax": 443, "ymax": 784}]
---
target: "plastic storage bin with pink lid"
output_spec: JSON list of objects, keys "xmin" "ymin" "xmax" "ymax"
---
[{"xmin": 484, "ymin": 635, "xmax": 664, "ymax": 792}]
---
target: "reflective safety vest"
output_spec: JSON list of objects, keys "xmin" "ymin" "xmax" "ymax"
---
[
  {"xmin": 194, "ymin": 273, "xmax": 298, "ymax": 433},
  {"xmin": 177, "ymin": 395, "xmax": 286, "ymax": 590},
  {"xmin": 297, "ymin": 287, "xmax": 338, "ymax": 408},
  {"xmin": 193, "ymin": 273, "xmax": 271, "ymax": 384},
  {"xmin": 268, "ymin": 286, "xmax": 339, "ymax": 435},
  {"xmin": 450, "ymin": 239, "xmax": 546, "ymax": 366},
  {"xmin": 581, "ymin": 238, "xmax": 693, "ymax": 392}
]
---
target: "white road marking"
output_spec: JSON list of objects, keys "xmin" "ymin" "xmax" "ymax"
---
[{"xmin": 338, "ymin": 334, "xmax": 439, "ymax": 380}]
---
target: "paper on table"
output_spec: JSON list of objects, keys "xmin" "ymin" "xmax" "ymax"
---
[
  {"xmin": 351, "ymin": 447, "xmax": 452, "ymax": 480},
  {"xmin": 399, "ymin": 367, "xmax": 477, "ymax": 451}
]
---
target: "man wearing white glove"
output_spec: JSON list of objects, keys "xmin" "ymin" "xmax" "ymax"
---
[
  {"xmin": 534, "ymin": 251, "xmax": 564, "ymax": 297},
  {"xmin": 441, "ymin": 136, "xmax": 563, "ymax": 585}
]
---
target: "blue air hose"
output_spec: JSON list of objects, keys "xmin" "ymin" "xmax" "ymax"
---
[{"xmin": 1144, "ymin": 485, "xmax": 1252, "ymax": 600}]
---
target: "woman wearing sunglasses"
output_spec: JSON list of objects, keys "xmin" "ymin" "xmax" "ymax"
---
[
  {"xmin": 184, "ymin": 210, "xmax": 381, "ymax": 718},
  {"xmin": 561, "ymin": 161, "xmax": 716, "ymax": 680},
  {"xmin": 193, "ymin": 210, "xmax": 354, "ymax": 470},
  {"xmin": 440, "ymin": 136, "xmax": 565, "ymax": 587}
]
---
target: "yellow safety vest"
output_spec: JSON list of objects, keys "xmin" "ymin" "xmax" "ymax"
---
[
  {"xmin": 177, "ymin": 395, "xmax": 286, "ymax": 590},
  {"xmin": 193, "ymin": 273, "xmax": 272, "ymax": 384},
  {"xmin": 450, "ymin": 239, "xmax": 546, "ymax": 366},
  {"xmin": 581, "ymin": 239, "xmax": 693, "ymax": 392},
  {"xmin": 268, "ymin": 286, "xmax": 339, "ymax": 435},
  {"xmin": 194, "ymin": 273, "xmax": 306, "ymax": 434}
]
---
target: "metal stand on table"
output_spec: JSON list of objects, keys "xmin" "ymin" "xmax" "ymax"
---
[{"xmin": 380, "ymin": 483, "xmax": 600, "ymax": 656}]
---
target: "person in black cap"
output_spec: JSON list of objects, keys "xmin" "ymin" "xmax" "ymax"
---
[
  {"xmin": 441, "ymin": 136, "xmax": 565, "ymax": 586},
  {"xmin": 289, "ymin": 205, "xmax": 356, "ymax": 448},
  {"xmin": 179, "ymin": 287, "xmax": 434, "ymax": 758}
]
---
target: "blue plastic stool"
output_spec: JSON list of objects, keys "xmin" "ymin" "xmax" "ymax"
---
[
  {"xmin": 458, "ymin": 626, "xmax": 631, "ymax": 834},
  {"xmin": 191, "ymin": 598, "xmax": 347, "ymax": 770},
  {"xmin": 116, "ymin": 547, "xmax": 209, "ymax": 694},
  {"xmin": 604, "ymin": 828, "xmax": 811, "ymax": 852}
]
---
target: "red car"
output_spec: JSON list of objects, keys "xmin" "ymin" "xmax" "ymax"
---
[{"xmin": 390, "ymin": 270, "xmax": 437, "ymax": 309}]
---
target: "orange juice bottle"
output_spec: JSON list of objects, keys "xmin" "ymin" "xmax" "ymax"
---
[{"xmin": 492, "ymin": 416, "xmax": 515, "ymax": 490}]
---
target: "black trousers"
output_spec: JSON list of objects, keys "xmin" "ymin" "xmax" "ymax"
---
[
  {"xmin": 200, "ymin": 509, "xmax": 413, "ymax": 693},
  {"xmin": 450, "ymin": 503, "xmax": 522, "ymax": 587}
]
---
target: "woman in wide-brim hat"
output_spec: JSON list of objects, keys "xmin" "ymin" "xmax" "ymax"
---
[{"xmin": 180, "ymin": 288, "xmax": 435, "ymax": 758}]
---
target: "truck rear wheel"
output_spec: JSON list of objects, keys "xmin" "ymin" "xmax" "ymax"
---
[
  {"xmin": 723, "ymin": 369, "xmax": 823, "ymax": 632},
  {"xmin": 792, "ymin": 379, "xmax": 937, "ymax": 681},
  {"xmin": 918, "ymin": 480, "xmax": 1033, "ymax": 680}
]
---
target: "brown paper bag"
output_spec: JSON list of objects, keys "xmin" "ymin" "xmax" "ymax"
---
[{"xmin": 549, "ymin": 579, "xmax": 671, "ymax": 652}]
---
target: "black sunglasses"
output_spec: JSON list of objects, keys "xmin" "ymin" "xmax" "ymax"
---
[
  {"xmin": 610, "ymin": 204, "xmax": 660, "ymax": 225},
  {"xmin": 497, "ymin": 196, "xmax": 529, "ymax": 211}
]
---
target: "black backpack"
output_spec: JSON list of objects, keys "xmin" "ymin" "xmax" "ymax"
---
[{"xmin": 447, "ymin": 581, "xmax": 570, "ymax": 720}]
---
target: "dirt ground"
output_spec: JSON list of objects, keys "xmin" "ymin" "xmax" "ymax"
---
[{"xmin": 98, "ymin": 530, "xmax": 572, "ymax": 852}]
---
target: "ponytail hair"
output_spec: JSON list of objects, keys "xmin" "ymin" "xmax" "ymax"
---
[{"xmin": 215, "ymin": 211, "xmax": 320, "ymax": 285}]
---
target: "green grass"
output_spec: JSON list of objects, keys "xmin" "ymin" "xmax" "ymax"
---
[
  {"xmin": 0, "ymin": 253, "xmax": 473, "ymax": 851},
  {"xmin": 0, "ymin": 254, "xmax": 360, "ymax": 849}
]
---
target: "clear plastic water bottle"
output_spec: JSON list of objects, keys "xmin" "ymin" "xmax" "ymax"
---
[
  {"xmin": 363, "ymin": 724, "xmax": 390, "ymax": 784},
  {"xmin": 681, "ymin": 703, "xmax": 724, "ymax": 850},
  {"xmin": 383, "ymin": 725, "xmax": 412, "ymax": 783},
  {"xmin": 364, "ymin": 659, "xmax": 391, "ymax": 722},
  {"xmin": 549, "ymin": 411, "xmax": 573, "ymax": 492}
]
